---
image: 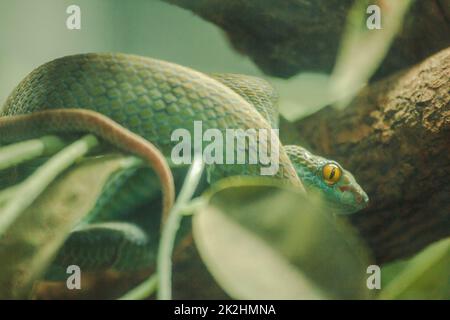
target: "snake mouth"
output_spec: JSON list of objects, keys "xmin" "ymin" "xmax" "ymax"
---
[
  {"xmin": 353, "ymin": 188, "xmax": 369, "ymax": 206},
  {"xmin": 360, "ymin": 192, "xmax": 369, "ymax": 205},
  {"xmin": 338, "ymin": 185, "xmax": 369, "ymax": 210}
]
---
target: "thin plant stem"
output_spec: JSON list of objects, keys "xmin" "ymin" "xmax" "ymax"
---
[
  {"xmin": 0, "ymin": 134, "xmax": 99, "ymax": 236},
  {"xmin": 157, "ymin": 153, "xmax": 204, "ymax": 300},
  {"xmin": 0, "ymin": 185, "xmax": 20, "ymax": 206},
  {"xmin": 118, "ymin": 274, "xmax": 158, "ymax": 300},
  {"xmin": 0, "ymin": 136, "xmax": 67, "ymax": 170}
]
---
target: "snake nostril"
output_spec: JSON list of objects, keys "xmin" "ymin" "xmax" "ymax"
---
[
  {"xmin": 352, "ymin": 190, "xmax": 367, "ymax": 205},
  {"xmin": 363, "ymin": 193, "xmax": 369, "ymax": 204}
]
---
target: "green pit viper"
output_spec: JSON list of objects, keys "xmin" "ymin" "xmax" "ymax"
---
[{"xmin": 0, "ymin": 53, "xmax": 369, "ymax": 276}]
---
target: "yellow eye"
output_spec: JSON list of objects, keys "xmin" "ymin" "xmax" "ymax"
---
[{"xmin": 322, "ymin": 163, "xmax": 341, "ymax": 185}]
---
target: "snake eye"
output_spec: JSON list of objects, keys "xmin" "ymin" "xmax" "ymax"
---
[{"xmin": 322, "ymin": 163, "xmax": 341, "ymax": 185}]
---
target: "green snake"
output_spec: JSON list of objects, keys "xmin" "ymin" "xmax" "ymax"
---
[{"xmin": 0, "ymin": 53, "xmax": 368, "ymax": 275}]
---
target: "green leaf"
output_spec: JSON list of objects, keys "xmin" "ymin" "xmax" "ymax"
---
[
  {"xmin": 0, "ymin": 154, "xmax": 140, "ymax": 299},
  {"xmin": 379, "ymin": 237, "xmax": 450, "ymax": 300},
  {"xmin": 330, "ymin": 0, "xmax": 413, "ymax": 108},
  {"xmin": 193, "ymin": 178, "xmax": 373, "ymax": 299}
]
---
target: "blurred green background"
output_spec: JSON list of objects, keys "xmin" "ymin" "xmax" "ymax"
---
[{"xmin": 0, "ymin": 0, "xmax": 331, "ymax": 119}]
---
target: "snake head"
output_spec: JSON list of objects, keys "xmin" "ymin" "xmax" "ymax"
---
[
  {"xmin": 319, "ymin": 162, "xmax": 370, "ymax": 214},
  {"xmin": 285, "ymin": 145, "xmax": 369, "ymax": 215}
]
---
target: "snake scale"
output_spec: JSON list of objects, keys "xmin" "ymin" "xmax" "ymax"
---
[{"xmin": 0, "ymin": 53, "xmax": 368, "ymax": 276}]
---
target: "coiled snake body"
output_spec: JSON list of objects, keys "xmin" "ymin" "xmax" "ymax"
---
[{"xmin": 0, "ymin": 53, "xmax": 368, "ymax": 275}]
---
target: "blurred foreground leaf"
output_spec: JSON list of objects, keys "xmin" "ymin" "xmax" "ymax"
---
[
  {"xmin": 193, "ymin": 178, "xmax": 373, "ymax": 299},
  {"xmin": 330, "ymin": 0, "xmax": 413, "ymax": 108},
  {"xmin": 0, "ymin": 154, "xmax": 140, "ymax": 299},
  {"xmin": 380, "ymin": 237, "xmax": 450, "ymax": 300}
]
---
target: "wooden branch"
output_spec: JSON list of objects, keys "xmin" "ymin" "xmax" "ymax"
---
[
  {"xmin": 282, "ymin": 48, "xmax": 450, "ymax": 263},
  {"xmin": 164, "ymin": 0, "xmax": 450, "ymax": 262},
  {"xmin": 164, "ymin": 0, "xmax": 450, "ymax": 79}
]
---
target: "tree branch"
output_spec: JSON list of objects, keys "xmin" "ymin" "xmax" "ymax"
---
[
  {"xmin": 164, "ymin": 0, "xmax": 450, "ymax": 79},
  {"xmin": 284, "ymin": 48, "xmax": 450, "ymax": 263}
]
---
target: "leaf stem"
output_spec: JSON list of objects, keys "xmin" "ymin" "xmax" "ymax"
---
[
  {"xmin": 118, "ymin": 274, "xmax": 158, "ymax": 300},
  {"xmin": 0, "ymin": 135, "xmax": 67, "ymax": 170},
  {"xmin": 156, "ymin": 153, "xmax": 204, "ymax": 300},
  {"xmin": 0, "ymin": 185, "xmax": 20, "ymax": 206},
  {"xmin": 0, "ymin": 134, "xmax": 99, "ymax": 236}
]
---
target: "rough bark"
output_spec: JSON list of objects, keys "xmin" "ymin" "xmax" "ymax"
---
[
  {"xmin": 283, "ymin": 48, "xmax": 449, "ymax": 263},
  {"xmin": 165, "ymin": 0, "xmax": 450, "ymax": 79}
]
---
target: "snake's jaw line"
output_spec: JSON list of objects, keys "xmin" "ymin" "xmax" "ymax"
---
[
  {"xmin": 323, "ymin": 170, "xmax": 370, "ymax": 215},
  {"xmin": 284, "ymin": 145, "xmax": 369, "ymax": 215}
]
